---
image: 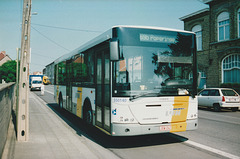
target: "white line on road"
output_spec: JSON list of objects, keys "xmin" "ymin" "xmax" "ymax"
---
[
  {"xmin": 44, "ymin": 90, "xmax": 54, "ymax": 95},
  {"xmin": 184, "ymin": 140, "xmax": 240, "ymax": 159},
  {"xmin": 170, "ymin": 133, "xmax": 240, "ymax": 159}
]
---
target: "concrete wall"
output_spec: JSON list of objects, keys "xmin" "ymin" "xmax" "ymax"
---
[{"xmin": 0, "ymin": 83, "xmax": 15, "ymax": 158}]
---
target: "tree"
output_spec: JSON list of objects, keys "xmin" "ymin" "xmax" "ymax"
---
[
  {"xmin": 152, "ymin": 33, "xmax": 193, "ymax": 78},
  {"xmin": 168, "ymin": 33, "xmax": 192, "ymax": 57},
  {"xmin": 0, "ymin": 60, "xmax": 17, "ymax": 83}
]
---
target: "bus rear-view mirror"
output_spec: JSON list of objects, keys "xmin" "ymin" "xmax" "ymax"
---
[{"xmin": 110, "ymin": 39, "xmax": 119, "ymax": 61}]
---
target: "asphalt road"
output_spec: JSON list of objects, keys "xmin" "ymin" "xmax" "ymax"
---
[{"xmin": 33, "ymin": 85, "xmax": 240, "ymax": 159}]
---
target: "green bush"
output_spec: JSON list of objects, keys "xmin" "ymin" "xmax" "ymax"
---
[{"xmin": 0, "ymin": 60, "xmax": 16, "ymax": 83}]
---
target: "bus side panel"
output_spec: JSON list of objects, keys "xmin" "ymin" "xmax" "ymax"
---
[
  {"xmin": 54, "ymin": 85, "xmax": 58, "ymax": 103},
  {"xmin": 71, "ymin": 87, "xmax": 95, "ymax": 121},
  {"xmin": 76, "ymin": 87, "xmax": 83, "ymax": 117},
  {"xmin": 71, "ymin": 86, "xmax": 80, "ymax": 116}
]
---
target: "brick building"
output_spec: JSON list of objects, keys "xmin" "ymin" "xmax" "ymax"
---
[{"xmin": 180, "ymin": 0, "xmax": 240, "ymax": 88}]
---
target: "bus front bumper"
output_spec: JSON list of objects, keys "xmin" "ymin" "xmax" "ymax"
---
[{"xmin": 111, "ymin": 119, "xmax": 198, "ymax": 136}]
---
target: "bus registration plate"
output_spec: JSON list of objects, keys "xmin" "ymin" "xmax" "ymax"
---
[{"xmin": 160, "ymin": 125, "xmax": 171, "ymax": 131}]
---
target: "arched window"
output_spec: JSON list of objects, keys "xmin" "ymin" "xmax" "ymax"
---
[
  {"xmin": 238, "ymin": 8, "xmax": 240, "ymax": 38},
  {"xmin": 222, "ymin": 54, "xmax": 240, "ymax": 83},
  {"xmin": 217, "ymin": 12, "xmax": 230, "ymax": 41},
  {"xmin": 192, "ymin": 25, "xmax": 202, "ymax": 51}
]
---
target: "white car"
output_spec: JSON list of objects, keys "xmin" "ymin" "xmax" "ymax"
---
[
  {"xmin": 198, "ymin": 88, "xmax": 240, "ymax": 112},
  {"xmin": 31, "ymin": 80, "xmax": 42, "ymax": 91}
]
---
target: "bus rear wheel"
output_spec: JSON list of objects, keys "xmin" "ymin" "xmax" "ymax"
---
[
  {"xmin": 58, "ymin": 94, "xmax": 63, "ymax": 109},
  {"xmin": 83, "ymin": 102, "xmax": 93, "ymax": 125}
]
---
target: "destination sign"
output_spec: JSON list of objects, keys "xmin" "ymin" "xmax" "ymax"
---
[{"xmin": 140, "ymin": 33, "xmax": 176, "ymax": 43}]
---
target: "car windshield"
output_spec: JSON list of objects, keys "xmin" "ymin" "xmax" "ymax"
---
[
  {"xmin": 221, "ymin": 90, "xmax": 238, "ymax": 96},
  {"xmin": 113, "ymin": 45, "xmax": 194, "ymax": 97}
]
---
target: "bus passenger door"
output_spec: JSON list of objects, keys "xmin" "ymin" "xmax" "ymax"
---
[
  {"xmin": 96, "ymin": 49, "xmax": 111, "ymax": 132},
  {"xmin": 66, "ymin": 60, "xmax": 72, "ymax": 112}
]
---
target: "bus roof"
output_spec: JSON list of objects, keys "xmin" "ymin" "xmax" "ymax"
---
[
  {"xmin": 54, "ymin": 25, "xmax": 194, "ymax": 64},
  {"xmin": 113, "ymin": 25, "xmax": 194, "ymax": 34}
]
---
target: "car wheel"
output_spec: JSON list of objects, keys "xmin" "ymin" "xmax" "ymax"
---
[{"xmin": 213, "ymin": 104, "xmax": 221, "ymax": 112}]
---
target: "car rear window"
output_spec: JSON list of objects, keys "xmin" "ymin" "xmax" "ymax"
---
[{"xmin": 221, "ymin": 90, "xmax": 237, "ymax": 96}]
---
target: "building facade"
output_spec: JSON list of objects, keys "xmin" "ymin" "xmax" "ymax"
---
[
  {"xmin": 180, "ymin": 0, "xmax": 240, "ymax": 88},
  {"xmin": 0, "ymin": 51, "xmax": 12, "ymax": 66}
]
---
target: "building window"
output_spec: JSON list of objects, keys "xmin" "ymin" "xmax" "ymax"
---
[
  {"xmin": 222, "ymin": 54, "xmax": 240, "ymax": 83},
  {"xmin": 238, "ymin": 8, "xmax": 240, "ymax": 38},
  {"xmin": 217, "ymin": 12, "xmax": 230, "ymax": 41},
  {"xmin": 199, "ymin": 71, "xmax": 206, "ymax": 89},
  {"xmin": 189, "ymin": 70, "xmax": 206, "ymax": 89},
  {"xmin": 192, "ymin": 25, "xmax": 202, "ymax": 51}
]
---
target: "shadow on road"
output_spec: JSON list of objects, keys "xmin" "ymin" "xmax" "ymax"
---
[
  {"xmin": 198, "ymin": 106, "xmax": 239, "ymax": 112},
  {"xmin": 33, "ymin": 90, "xmax": 188, "ymax": 149},
  {"xmin": 45, "ymin": 102, "xmax": 188, "ymax": 149}
]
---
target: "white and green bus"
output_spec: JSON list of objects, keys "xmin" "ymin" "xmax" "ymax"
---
[{"xmin": 54, "ymin": 26, "xmax": 198, "ymax": 136}]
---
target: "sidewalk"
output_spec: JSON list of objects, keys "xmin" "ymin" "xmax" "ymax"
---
[{"xmin": 3, "ymin": 92, "xmax": 120, "ymax": 159}]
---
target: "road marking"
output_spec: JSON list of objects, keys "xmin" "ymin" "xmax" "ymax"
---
[
  {"xmin": 184, "ymin": 140, "xmax": 240, "ymax": 159},
  {"xmin": 170, "ymin": 133, "xmax": 240, "ymax": 159},
  {"xmin": 44, "ymin": 90, "xmax": 54, "ymax": 95}
]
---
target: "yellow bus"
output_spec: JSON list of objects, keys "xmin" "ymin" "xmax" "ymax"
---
[{"xmin": 43, "ymin": 76, "xmax": 51, "ymax": 85}]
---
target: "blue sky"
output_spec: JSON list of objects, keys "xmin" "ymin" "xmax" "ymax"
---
[{"xmin": 0, "ymin": 0, "xmax": 208, "ymax": 73}]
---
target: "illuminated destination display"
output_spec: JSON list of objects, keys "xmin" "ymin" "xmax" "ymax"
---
[{"xmin": 139, "ymin": 34, "xmax": 176, "ymax": 43}]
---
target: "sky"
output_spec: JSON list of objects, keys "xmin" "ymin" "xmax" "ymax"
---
[{"xmin": 0, "ymin": 0, "xmax": 208, "ymax": 73}]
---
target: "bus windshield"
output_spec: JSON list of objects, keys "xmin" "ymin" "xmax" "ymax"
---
[{"xmin": 113, "ymin": 34, "xmax": 195, "ymax": 97}]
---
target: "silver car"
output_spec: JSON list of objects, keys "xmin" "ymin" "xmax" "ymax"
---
[{"xmin": 198, "ymin": 88, "xmax": 240, "ymax": 112}]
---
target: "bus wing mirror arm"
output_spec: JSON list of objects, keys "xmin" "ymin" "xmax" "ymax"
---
[{"xmin": 110, "ymin": 39, "xmax": 120, "ymax": 61}]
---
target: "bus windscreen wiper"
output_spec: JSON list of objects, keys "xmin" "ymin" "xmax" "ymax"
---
[{"xmin": 130, "ymin": 92, "xmax": 158, "ymax": 101}]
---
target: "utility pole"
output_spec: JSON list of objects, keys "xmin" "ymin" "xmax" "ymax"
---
[
  {"xmin": 17, "ymin": 0, "xmax": 32, "ymax": 141},
  {"xmin": 16, "ymin": 48, "xmax": 20, "ymax": 132}
]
